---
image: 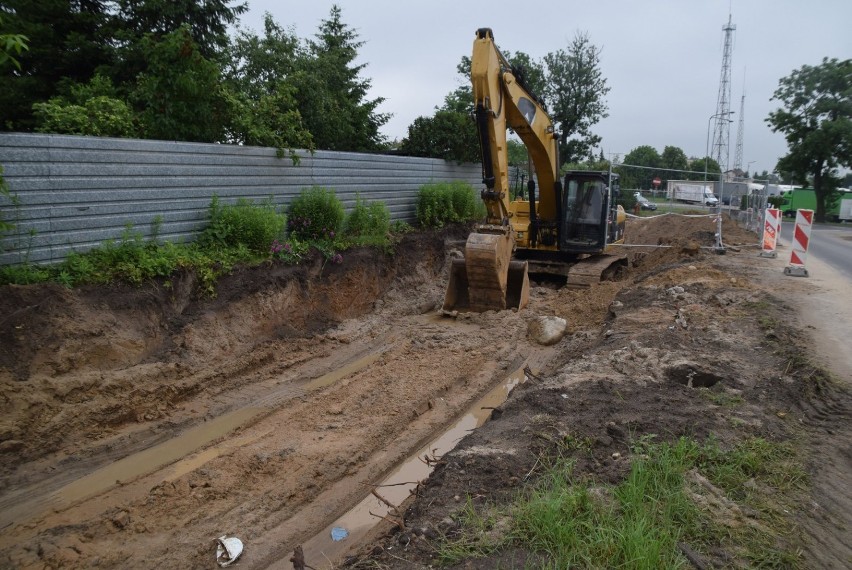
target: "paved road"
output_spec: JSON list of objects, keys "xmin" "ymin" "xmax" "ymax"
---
[{"xmin": 779, "ymin": 220, "xmax": 852, "ymax": 281}]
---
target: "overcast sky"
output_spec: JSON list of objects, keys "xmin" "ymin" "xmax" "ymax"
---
[{"xmin": 241, "ymin": 1, "xmax": 851, "ymax": 176}]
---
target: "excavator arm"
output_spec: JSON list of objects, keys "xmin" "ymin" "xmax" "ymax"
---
[
  {"xmin": 443, "ymin": 28, "xmax": 558, "ymax": 313},
  {"xmin": 471, "ymin": 28, "xmax": 559, "ymax": 235}
]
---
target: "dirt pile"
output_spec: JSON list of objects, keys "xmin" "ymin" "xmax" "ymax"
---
[{"xmin": 626, "ymin": 212, "xmax": 759, "ymax": 247}]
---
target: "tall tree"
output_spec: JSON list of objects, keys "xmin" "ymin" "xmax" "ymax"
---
[
  {"xmin": 224, "ymin": 13, "xmax": 312, "ymax": 158},
  {"xmin": 131, "ymin": 27, "xmax": 228, "ymax": 142},
  {"xmin": 0, "ymin": 0, "xmax": 113, "ymax": 130},
  {"xmin": 618, "ymin": 145, "xmax": 660, "ymax": 189},
  {"xmin": 293, "ymin": 5, "xmax": 388, "ymax": 152},
  {"xmin": 766, "ymin": 57, "xmax": 852, "ymax": 222},
  {"xmin": 111, "ymin": 0, "xmax": 247, "ymax": 88},
  {"xmin": 113, "ymin": 0, "xmax": 246, "ymax": 58},
  {"xmin": 400, "ymin": 110, "xmax": 478, "ymax": 163},
  {"xmin": 660, "ymin": 146, "xmax": 689, "ymax": 186},
  {"xmin": 543, "ymin": 32, "xmax": 610, "ymax": 164},
  {"xmin": 660, "ymin": 146, "xmax": 688, "ymax": 172}
]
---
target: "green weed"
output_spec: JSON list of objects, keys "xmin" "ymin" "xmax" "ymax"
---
[
  {"xmin": 437, "ymin": 437, "xmax": 805, "ymax": 568},
  {"xmin": 288, "ymin": 186, "xmax": 344, "ymax": 241},
  {"xmin": 703, "ymin": 390, "xmax": 745, "ymax": 407},
  {"xmin": 201, "ymin": 196, "xmax": 286, "ymax": 254},
  {"xmin": 344, "ymin": 194, "xmax": 391, "ymax": 246},
  {"xmin": 416, "ymin": 181, "xmax": 481, "ymax": 228}
]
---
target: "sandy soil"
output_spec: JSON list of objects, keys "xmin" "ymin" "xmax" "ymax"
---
[{"xmin": 0, "ymin": 214, "xmax": 849, "ymax": 569}]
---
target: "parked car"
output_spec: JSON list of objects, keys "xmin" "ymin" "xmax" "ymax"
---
[{"xmin": 634, "ymin": 193, "xmax": 657, "ymax": 211}]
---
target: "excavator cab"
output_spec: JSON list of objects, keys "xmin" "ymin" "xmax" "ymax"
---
[{"xmin": 561, "ymin": 171, "xmax": 624, "ymax": 252}]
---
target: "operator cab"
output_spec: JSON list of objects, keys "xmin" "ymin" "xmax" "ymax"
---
[{"xmin": 561, "ymin": 171, "xmax": 623, "ymax": 253}]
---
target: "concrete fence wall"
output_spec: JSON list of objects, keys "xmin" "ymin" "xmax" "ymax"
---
[{"xmin": 0, "ymin": 133, "xmax": 482, "ymax": 265}]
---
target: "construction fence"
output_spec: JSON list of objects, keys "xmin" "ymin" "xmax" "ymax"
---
[{"xmin": 0, "ymin": 133, "xmax": 482, "ymax": 265}]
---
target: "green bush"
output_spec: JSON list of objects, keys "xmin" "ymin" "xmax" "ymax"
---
[
  {"xmin": 416, "ymin": 181, "xmax": 481, "ymax": 228},
  {"xmin": 288, "ymin": 186, "xmax": 345, "ymax": 241},
  {"xmin": 201, "ymin": 196, "xmax": 286, "ymax": 254},
  {"xmin": 344, "ymin": 194, "xmax": 391, "ymax": 242}
]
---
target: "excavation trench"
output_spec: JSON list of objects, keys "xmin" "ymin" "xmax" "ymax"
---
[{"xmin": 293, "ymin": 364, "xmax": 529, "ymax": 568}]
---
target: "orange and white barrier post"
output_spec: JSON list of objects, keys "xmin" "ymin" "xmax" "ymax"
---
[
  {"xmin": 784, "ymin": 209, "xmax": 813, "ymax": 277},
  {"xmin": 760, "ymin": 208, "xmax": 780, "ymax": 258}
]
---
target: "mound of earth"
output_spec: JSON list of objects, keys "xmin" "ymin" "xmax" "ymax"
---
[{"xmin": 0, "ymin": 214, "xmax": 848, "ymax": 569}]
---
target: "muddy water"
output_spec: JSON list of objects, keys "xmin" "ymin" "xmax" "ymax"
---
[{"xmin": 293, "ymin": 366, "xmax": 528, "ymax": 568}]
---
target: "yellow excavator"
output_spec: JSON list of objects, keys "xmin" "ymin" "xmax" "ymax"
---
[{"xmin": 443, "ymin": 28, "xmax": 627, "ymax": 313}]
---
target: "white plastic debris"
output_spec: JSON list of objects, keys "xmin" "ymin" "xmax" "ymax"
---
[{"xmin": 216, "ymin": 535, "xmax": 244, "ymax": 567}]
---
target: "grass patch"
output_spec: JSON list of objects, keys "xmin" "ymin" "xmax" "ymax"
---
[
  {"xmin": 438, "ymin": 436, "xmax": 805, "ymax": 568},
  {"xmin": 0, "ymin": 223, "xmax": 256, "ymax": 296},
  {"xmin": 703, "ymin": 390, "xmax": 745, "ymax": 407},
  {"xmin": 0, "ymin": 191, "xmax": 415, "ymax": 293}
]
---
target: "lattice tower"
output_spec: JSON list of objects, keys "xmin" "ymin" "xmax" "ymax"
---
[{"xmin": 711, "ymin": 14, "xmax": 736, "ymax": 172}]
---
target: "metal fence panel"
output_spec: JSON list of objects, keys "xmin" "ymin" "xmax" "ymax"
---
[{"xmin": 0, "ymin": 133, "xmax": 482, "ymax": 265}]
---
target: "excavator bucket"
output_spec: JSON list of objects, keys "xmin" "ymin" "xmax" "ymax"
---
[{"xmin": 442, "ymin": 232, "xmax": 530, "ymax": 313}]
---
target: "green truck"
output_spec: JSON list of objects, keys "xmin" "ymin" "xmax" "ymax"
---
[{"xmin": 778, "ymin": 188, "xmax": 852, "ymax": 221}]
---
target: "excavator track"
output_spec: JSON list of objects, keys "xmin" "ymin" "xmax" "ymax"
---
[{"xmin": 564, "ymin": 253, "xmax": 629, "ymax": 288}]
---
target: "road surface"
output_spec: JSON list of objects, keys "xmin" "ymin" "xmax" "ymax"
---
[{"xmin": 779, "ymin": 220, "xmax": 852, "ymax": 281}]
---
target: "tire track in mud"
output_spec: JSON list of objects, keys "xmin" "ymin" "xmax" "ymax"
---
[
  {"xmin": 0, "ymin": 334, "xmax": 398, "ymax": 531},
  {"xmin": 0, "ymin": 307, "xmax": 556, "ymax": 569}
]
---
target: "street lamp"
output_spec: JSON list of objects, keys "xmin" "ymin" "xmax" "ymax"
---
[
  {"xmin": 705, "ymin": 111, "xmax": 734, "ymax": 254},
  {"xmin": 747, "ymin": 160, "xmax": 756, "ymax": 178}
]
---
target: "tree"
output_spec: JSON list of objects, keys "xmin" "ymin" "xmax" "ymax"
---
[
  {"xmin": 766, "ymin": 57, "xmax": 852, "ymax": 222},
  {"xmin": 0, "ymin": 0, "xmax": 113, "ymax": 130},
  {"xmin": 543, "ymin": 32, "xmax": 610, "ymax": 164},
  {"xmin": 660, "ymin": 146, "xmax": 688, "ymax": 173},
  {"xmin": 688, "ymin": 157, "xmax": 722, "ymax": 181},
  {"xmin": 292, "ymin": 5, "xmax": 388, "ymax": 152},
  {"xmin": 112, "ymin": 0, "xmax": 246, "ymax": 59},
  {"xmin": 131, "ymin": 27, "xmax": 228, "ymax": 142},
  {"xmin": 0, "ymin": 15, "xmax": 28, "ymax": 71},
  {"xmin": 618, "ymin": 145, "xmax": 660, "ymax": 189},
  {"xmin": 659, "ymin": 146, "xmax": 689, "ymax": 187},
  {"xmin": 441, "ymin": 86, "xmax": 473, "ymax": 114},
  {"xmin": 33, "ymin": 75, "xmax": 136, "ymax": 137},
  {"xmin": 399, "ymin": 111, "xmax": 478, "ymax": 163},
  {"xmin": 224, "ymin": 13, "xmax": 313, "ymax": 158},
  {"xmin": 110, "ymin": 0, "xmax": 246, "ymax": 91}
]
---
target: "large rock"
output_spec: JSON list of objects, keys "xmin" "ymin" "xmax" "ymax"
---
[{"xmin": 528, "ymin": 316, "xmax": 567, "ymax": 346}]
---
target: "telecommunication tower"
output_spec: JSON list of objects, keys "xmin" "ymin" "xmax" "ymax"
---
[
  {"xmin": 711, "ymin": 14, "xmax": 736, "ymax": 173},
  {"xmin": 733, "ymin": 91, "xmax": 745, "ymax": 172}
]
